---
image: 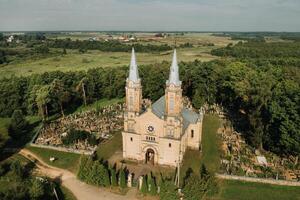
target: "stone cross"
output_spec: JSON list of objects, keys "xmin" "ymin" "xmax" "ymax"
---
[
  {"xmin": 127, "ymin": 173, "xmax": 132, "ymax": 187},
  {"xmin": 138, "ymin": 176, "xmax": 143, "ymax": 190}
]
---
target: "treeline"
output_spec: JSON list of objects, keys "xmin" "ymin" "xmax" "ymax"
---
[
  {"xmin": 46, "ymin": 38, "xmax": 172, "ymax": 52},
  {"xmin": 0, "ymin": 58, "xmax": 299, "ymax": 155},
  {"xmin": 0, "ymin": 160, "xmax": 62, "ymax": 200},
  {"xmin": 211, "ymin": 41, "xmax": 300, "ymax": 67}
]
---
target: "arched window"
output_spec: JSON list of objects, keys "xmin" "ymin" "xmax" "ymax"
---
[
  {"xmin": 169, "ymin": 143, "xmax": 172, "ymax": 147},
  {"xmin": 130, "ymin": 137, "xmax": 133, "ymax": 142},
  {"xmin": 191, "ymin": 130, "xmax": 194, "ymax": 138},
  {"xmin": 129, "ymin": 96, "xmax": 134, "ymax": 109},
  {"xmin": 169, "ymin": 96, "xmax": 174, "ymax": 112}
]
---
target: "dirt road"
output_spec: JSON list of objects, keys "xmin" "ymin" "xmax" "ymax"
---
[{"xmin": 19, "ymin": 149, "xmax": 138, "ymax": 200}]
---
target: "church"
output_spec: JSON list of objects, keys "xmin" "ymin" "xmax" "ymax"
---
[{"xmin": 122, "ymin": 48, "xmax": 203, "ymax": 167}]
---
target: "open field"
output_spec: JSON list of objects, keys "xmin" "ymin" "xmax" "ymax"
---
[
  {"xmin": 0, "ymin": 33, "xmax": 233, "ymax": 78},
  {"xmin": 211, "ymin": 179, "xmax": 300, "ymax": 200},
  {"xmin": 26, "ymin": 146, "xmax": 81, "ymax": 173}
]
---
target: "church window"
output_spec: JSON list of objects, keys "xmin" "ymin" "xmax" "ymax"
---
[
  {"xmin": 130, "ymin": 137, "xmax": 133, "ymax": 142},
  {"xmin": 169, "ymin": 143, "xmax": 172, "ymax": 147},
  {"xmin": 191, "ymin": 130, "xmax": 194, "ymax": 138},
  {"xmin": 129, "ymin": 96, "xmax": 134, "ymax": 109},
  {"xmin": 169, "ymin": 96, "xmax": 174, "ymax": 112}
]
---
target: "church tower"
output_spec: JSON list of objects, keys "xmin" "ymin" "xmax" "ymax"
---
[
  {"xmin": 124, "ymin": 48, "xmax": 142, "ymax": 131},
  {"xmin": 164, "ymin": 49, "xmax": 183, "ymax": 138},
  {"xmin": 165, "ymin": 49, "xmax": 182, "ymax": 116}
]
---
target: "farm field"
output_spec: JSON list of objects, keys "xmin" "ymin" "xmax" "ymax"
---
[{"xmin": 0, "ymin": 33, "xmax": 233, "ymax": 78}]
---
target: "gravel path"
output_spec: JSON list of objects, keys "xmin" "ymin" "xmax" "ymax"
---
[{"xmin": 19, "ymin": 149, "xmax": 138, "ymax": 200}]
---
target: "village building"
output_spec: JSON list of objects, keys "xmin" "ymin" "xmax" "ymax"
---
[{"xmin": 122, "ymin": 48, "xmax": 203, "ymax": 167}]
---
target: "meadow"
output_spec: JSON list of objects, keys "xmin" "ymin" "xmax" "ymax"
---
[{"xmin": 0, "ymin": 33, "xmax": 233, "ymax": 78}]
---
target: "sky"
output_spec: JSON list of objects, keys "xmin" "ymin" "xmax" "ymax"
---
[{"xmin": 0, "ymin": 0, "xmax": 300, "ymax": 32}]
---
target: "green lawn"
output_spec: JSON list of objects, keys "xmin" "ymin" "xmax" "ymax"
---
[
  {"xmin": 210, "ymin": 179, "xmax": 300, "ymax": 200},
  {"xmin": 96, "ymin": 131, "xmax": 122, "ymax": 160},
  {"xmin": 26, "ymin": 146, "xmax": 80, "ymax": 173},
  {"xmin": 201, "ymin": 114, "xmax": 221, "ymax": 173},
  {"xmin": 181, "ymin": 114, "xmax": 220, "ymax": 180}
]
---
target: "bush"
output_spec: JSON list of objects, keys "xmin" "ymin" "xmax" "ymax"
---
[
  {"xmin": 119, "ymin": 168, "xmax": 126, "ymax": 188},
  {"xmin": 159, "ymin": 180, "xmax": 179, "ymax": 200},
  {"xmin": 8, "ymin": 110, "xmax": 28, "ymax": 139},
  {"xmin": 110, "ymin": 168, "xmax": 117, "ymax": 186},
  {"xmin": 62, "ymin": 128, "xmax": 97, "ymax": 146}
]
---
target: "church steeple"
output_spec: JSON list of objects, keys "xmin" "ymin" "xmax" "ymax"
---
[
  {"xmin": 128, "ymin": 48, "xmax": 139, "ymax": 83},
  {"xmin": 167, "ymin": 49, "xmax": 181, "ymax": 86},
  {"xmin": 125, "ymin": 48, "xmax": 142, "ymax": 114},
  {"xmin": 165, "ymin": 49, "xmax": 182, "ymax": 116}
]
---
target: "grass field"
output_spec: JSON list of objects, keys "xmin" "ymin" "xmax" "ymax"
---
[
  {"xmin": 96, "ymin": 131, "xmax": 123, "ymax": 160},
  {"xmin": 0, "ymin": 33, "xmax": 233, "ymax": 78},
  {"xmin": 201, "ymin": 114, "xmax": 221, "ymax": 173},
  {"xmin": 211, "ymin": 179, "xmax": 300, "ymax": 200},
  {"xmin": 181, "ymin": 114, "xmax": 220, "ymax": 180},
  {"xmin": 192, "ymin": 114, "xmax": 300, "ymax": 200},
  {"xmin": 26, "ymin": 146, "xmax": 81, "ymax": 173}
]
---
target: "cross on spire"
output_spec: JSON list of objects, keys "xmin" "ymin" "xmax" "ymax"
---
[{"xmin": 128, "ymin": 48, "xmax": 139, "ymax": 83}]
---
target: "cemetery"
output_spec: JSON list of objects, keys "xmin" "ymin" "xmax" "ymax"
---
[
  {"xmin": 33, "ymin": 103, "xmax": 124, "ymax": 154},
  {"xmin": 218, "ymin": 117, "xmax": 300, "ymax": 182}
]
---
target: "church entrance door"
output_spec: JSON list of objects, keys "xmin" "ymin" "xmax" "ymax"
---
[{"xmin": 145, "ymin": 148, "xmax": 155, "ymax": 165}]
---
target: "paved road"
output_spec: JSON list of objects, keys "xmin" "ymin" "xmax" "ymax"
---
[{"xmin": 19, "ymin": 149, "xmax": 138, "ymax": 200}]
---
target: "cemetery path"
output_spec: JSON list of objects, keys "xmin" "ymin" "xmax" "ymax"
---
[{"xmin": 19, "ymin": 149, "xmax": 139, "ymax": 200}]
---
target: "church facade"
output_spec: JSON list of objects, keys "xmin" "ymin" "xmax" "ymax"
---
[{"xmin": 122, "ymin": 49, "xmax": 203, "ymax": 167}]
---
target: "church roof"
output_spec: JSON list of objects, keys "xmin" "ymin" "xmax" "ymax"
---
[
  {"xmin": 166, "ymin": 49, "xmax": 181, "ymax": 86},
  {"xmin": 151, "ymin": 95, "xmax": 200, "ymax": 131},
  {"xmin": 128, "ymin": 48, "xmax": 139, "ymax": 83}
]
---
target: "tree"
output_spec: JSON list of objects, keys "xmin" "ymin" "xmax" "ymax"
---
[
  {"xmin": 34, "ymin": 45, "xmax": 49, "ymax": 54},
  {"xmin": 140, "ymin": 175, "xmax": 148, "ymax": 194},
  {"xmin": 159, "ymin": 180, "xmax": 179, "ymax": 200},
  {"xmin": 200, "ymin": 164, "xmax": 209, "ymax": 180},
  {"xmin": 148, "ymin": 174, "xmax": 157, "ymax": 195},
  {"xmin": 182, "ymin": 174, "xmax": 206, "ymax": 200},
  {"xmin": 50, "ymin": 79, "xmax": 70, "ymax": 117},
  {"xmin": 29, "ymin": 179, "xmax": 45, "ymax": 200},
  {"xmin": 76, "ymin": 78, "xmax": 88, "ymax": 106},
  {"xmin": 62, "ymin": 48, "xmax": 67, "ymax": 55},
  {"xmin": 36, "ymin": 85, "xmax": 51, "ymax": 120},
  {"xmin": 110, "ymin": 168, "xmax": 117, "ymax": 186},
  {"xmin": 119, "ymin": 168, "xmax": 126, "ymax": 188},
  {"xmin": 9, "ymin": 110, "xmax": 28, "ymax": 138},
  {"xmin": 10, "ymin": 160, "xmax": 24, "ymax": 179}
]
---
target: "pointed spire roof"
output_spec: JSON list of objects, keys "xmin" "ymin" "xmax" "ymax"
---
[
  {"xmin": 128, "ymin": 48, "xmax": 139, "ymax": 83},
  {"xmin": 167, "ymin": 49, "xmax": 181, "ymax": 86}
]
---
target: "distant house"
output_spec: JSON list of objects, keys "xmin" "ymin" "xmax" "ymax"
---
[{"xmin": 7, "ymin": 35, "xmax": 14, "ymax": 43}]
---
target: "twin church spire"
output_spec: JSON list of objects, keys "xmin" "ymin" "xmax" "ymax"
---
[
  {"xmin": 127, "ymin": 48, "xmax": 182, "ymax": 116},
  {"xmin": 128, "ymin": 48, "xmax": 180, "ymax": 85},
  {"xmin": 128, "ymin": 48, "xmax": 140, "ymax": 83}
]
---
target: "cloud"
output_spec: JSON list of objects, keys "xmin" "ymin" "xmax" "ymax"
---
[{"xmin": 0, "ymin": 0, "xmax": 299, "ymax": 31}]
